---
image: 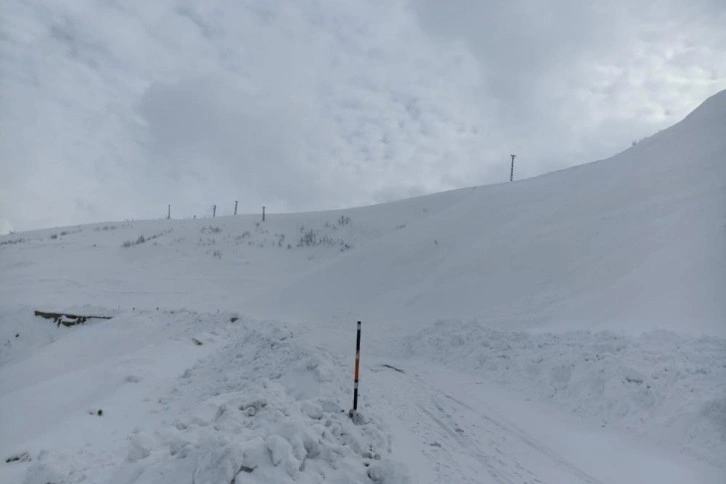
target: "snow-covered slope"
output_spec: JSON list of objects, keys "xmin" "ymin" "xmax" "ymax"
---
[
  {"xmin": 3, "ymin": 91, "xmax": 725, "ymax": 335},
  {"xmin": 1, "ymin": 91, "xmax": 725, "ymax": 483},
  {"xmin": 251, "ymin": 90, "xmax": 726, "ymax": 334}
]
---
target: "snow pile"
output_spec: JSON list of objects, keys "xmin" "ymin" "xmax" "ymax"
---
[
  {"xmin": 403, "ymin": 319, "xmax": 726, "ymax": 467},
  {"xmin": 15, "ymin": 316, "xmax": 409, "ymax": 484}
]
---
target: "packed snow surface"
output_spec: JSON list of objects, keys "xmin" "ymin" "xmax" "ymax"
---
[{"xmin": 1, "ymin": 91, "xmax": 725, "ymax": 483}]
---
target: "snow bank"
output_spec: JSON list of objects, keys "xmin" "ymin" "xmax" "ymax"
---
[
  {"xmin": 403, "ymin": 319, "xmax": 726, "ymax": 468},
  {"xmin": 15, "ymin": 316, "xmax": 409, "ymax": 484}
]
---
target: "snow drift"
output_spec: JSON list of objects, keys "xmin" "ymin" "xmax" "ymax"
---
[
  {"xmin": 400, "ymin": 319, "xmax": 726, "ymax": 467},
  {"xmin": 2, "ymin": 311, "xmax": 409, "ymax": 484}
]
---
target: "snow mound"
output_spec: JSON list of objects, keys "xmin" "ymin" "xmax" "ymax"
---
[
  {"xmin": 403, "ymin": 319, "xmax": 726, "ymax": 468},
  {"xmin": 15, "ymin": 318, "xmax": 409, "ymax": 484}
]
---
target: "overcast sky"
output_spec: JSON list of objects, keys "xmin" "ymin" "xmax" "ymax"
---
[{"xmin": 1, "ymin": 0, "xmax": 725, "ymax": 234}]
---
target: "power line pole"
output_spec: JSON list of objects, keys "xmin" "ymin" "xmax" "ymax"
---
[
  {"xmin": 234, "ymin": 201, "xmax": 238, "ymax": 216},
  {"xmin": 510, "ymin": 154, "xmax": 516, "ymax": 182}
]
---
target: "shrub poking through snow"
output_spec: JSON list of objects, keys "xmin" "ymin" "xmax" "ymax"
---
[
  {"xmin": 297, "ymin": 229, "xmax": 332, "ymax": 247},
  {"xmin": 296, "ymin": 229, "xmax": 351, "ymax": 250},
  {"xmin": 235, "ymin": 231, "xmax": 251, "ymax": 243},
  {"xmin": 121, "ymin": 230, "xmax": 172, "ymax": 248},
  {"xmin": 0, "ymin": 238, "xmax": 26, "ymax": 246}
]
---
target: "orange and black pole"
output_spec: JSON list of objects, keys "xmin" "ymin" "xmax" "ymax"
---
[{"xmin": 353, "ymin": 320, "xmax": 362, "ymax": 412}]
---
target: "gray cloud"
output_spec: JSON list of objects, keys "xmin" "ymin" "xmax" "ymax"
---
[
  {"xmin": 413, "ymin": 0, "xmax": 726, "ymax": 158},
  {"xmin": 137, "ymin": 76, "xmax": 333, "ymax": 212},
  {"xmin": 1, "ymin": 0, "xmax": 725, "ymax": 232}
]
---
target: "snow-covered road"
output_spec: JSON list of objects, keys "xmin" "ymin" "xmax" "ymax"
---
[
  {"xmin": 1, "ymin": 308, "xmax": 723, "ymax": 483},
  {"xmin": 367, "ymin": 358, "xmax": 722, "ymax": 484}
]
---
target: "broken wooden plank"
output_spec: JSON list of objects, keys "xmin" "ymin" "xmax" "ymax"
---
[
  {"xmin": 34, "ymin": 310, "xmax": 112, "ymax": 320},
  {"xmin": 34, "ymin": 310, "xmax": 113, "ymax": 327},
  {"xmin": 58, "ymin": 315, "xmax": 84, "ymax": 327}
]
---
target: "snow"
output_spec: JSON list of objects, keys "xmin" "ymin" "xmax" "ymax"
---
[
  {"xmin": 1, "ymin": 90, "xmax": 725, "ymax": 483},
  {"xmin": 368, "ymin": 358, "xmax": 722, "ymax": 484},
  {"xmin": 401, "ymin": 320, "xmax": 726, "ymax": 468},
  {"xmin": 2, "ymin": 312, "xmax": 406, "ymax": 484}
]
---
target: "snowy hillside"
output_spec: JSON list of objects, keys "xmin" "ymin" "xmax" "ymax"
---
[
  {"xmin": 4, "ymin": 93, "xmax": 724, "ymax": 335},
  {"xmin": 250, "ymin": 90, "xmax": 726, "ymax": 335},
  {"xmin": 1, "ymin": 91, "xmax": 725, "ymax": 483}
]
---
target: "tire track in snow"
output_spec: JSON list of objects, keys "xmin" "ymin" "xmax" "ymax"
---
[
  {"xmin": 438, "ymin": 390, "xmax": 603, "ymax": 484},
  {"xmin": 415, "ymin": 402, "xmax": 522, "ymax": 484},
  {"xmin": 371, "ymin": 361, "xmax": 603, "ymax": 484},
  {"xmin": 370, "ymin": 364, "xmax": 500, "ymax": 483}
]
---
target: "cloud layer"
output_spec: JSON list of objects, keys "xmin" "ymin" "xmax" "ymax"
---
[{"xmin": 1, "ymin": 0, "xmax": 725, "ymax": 232}]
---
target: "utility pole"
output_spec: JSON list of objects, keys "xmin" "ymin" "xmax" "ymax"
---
[
  {"xmin": 213, "ymin": 205, "xmax": 216, "ymax": 218},
  {"xmin": 262, "ymin": 206, "xmax": 266, "ymax": 222},
  {"xmin": 510, "ymin": 154, "xmax": 516, "ymax": 182},
  {"xmin": 234, "ymin": 201, "xmax": 238, "ymax": 216},
  {"xmin": 167, "ymin": 204, "xmax": 171, "ymax": 220}
]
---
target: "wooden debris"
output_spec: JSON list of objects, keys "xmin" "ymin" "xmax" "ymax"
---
[{"xmin": 34, "ymin": 310, "xmax": 112, "ymax": 327}]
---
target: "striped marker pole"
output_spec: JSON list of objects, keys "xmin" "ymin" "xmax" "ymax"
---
[{"xmin": 352, "ymin": 321, "xmax": 362, "ymax": 413}]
